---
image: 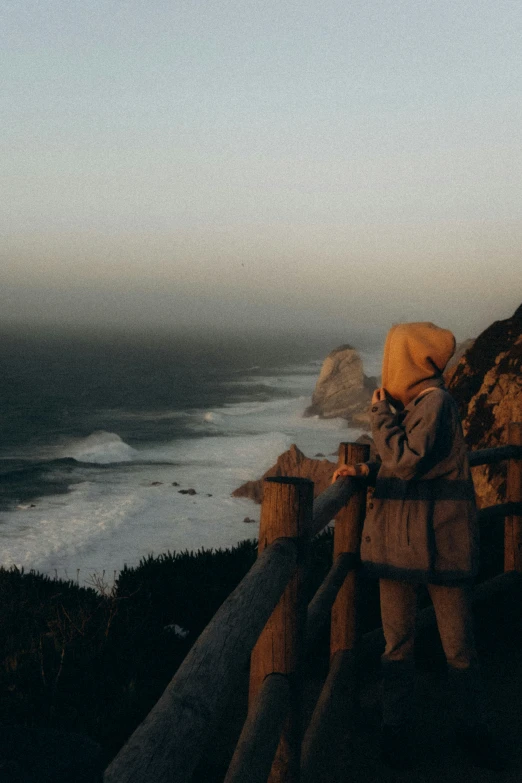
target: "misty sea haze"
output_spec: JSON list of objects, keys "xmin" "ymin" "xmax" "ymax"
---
[{"xmin": 0, "ymin": 328, "xmax": 382, "ymax": 583}]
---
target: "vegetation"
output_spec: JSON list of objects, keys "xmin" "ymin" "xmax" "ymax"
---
[
  {"xmin": 0, "ymin": 520, "xmax": 503, "ymax": 769},
  {"xmin": 0, "ymin": 533, "xmax": 332, "ymax": 764}
]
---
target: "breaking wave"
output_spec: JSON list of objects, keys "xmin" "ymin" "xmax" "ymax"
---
[{"xmin": 61, "ymin": 431, "xmax": 138, "ymax": 464}]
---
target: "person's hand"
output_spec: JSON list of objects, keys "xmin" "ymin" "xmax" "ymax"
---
[
  {"xmin": 332, "ymin": 463, "xmax": 370, "ymax": 483},
  {"xmin": 372, "ymin": 387, "xmax": 386, "ymax": 404}
]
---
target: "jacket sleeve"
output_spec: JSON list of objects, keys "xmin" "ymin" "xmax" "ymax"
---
[
  {"xmin": 370, "ymin": 393, "xmax": 446, "ymax": 480},
  {"xmin": 364, "ymin": 461, "xmax": 381, "ymax": 484}
]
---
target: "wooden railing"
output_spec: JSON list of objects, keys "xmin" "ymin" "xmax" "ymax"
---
[{"xmin": 104, "ymin": 423, "xmax": 522, "ymax": 783}]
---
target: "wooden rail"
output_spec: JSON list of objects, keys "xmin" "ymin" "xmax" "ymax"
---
[
  {"xmin": 468, "ymin": 443, "xmax": 522, "ymax": 467},
  {"xmin": 104, "ymin": 538, "xmax": 299, "ymax": 783},
  {"xmin": 225, "ymin": 674, "xmax": 290, "ymax": 783},
  {"xmin": 104, "ymin": 424, "xmax": 522, "ymax": 783},
  {"xmin": 505, "ymin": 423, "xmax": 522, "ymax": 571},
  {"xmin": 306, "ymin": 553, "xmax": 358, "ymax": 649}
]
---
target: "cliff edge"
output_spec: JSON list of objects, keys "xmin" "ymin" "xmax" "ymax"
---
[
  {"xmin": 448, "ymin": 304, "xmax": 522, "ymax": 507},
  {"xmin": 232, "ymin": 444, "xmax": 336, "ymax": 504},
  {"xmin": 232, "ymin": 310, "xmax": 521, "ymax": 508}
]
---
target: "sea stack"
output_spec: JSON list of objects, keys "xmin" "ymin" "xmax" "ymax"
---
[{"xmin": 303, "ymin": 344, "xmax": 376, "ymax": 427}]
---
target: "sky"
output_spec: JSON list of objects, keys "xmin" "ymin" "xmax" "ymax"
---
[{"xmin": 2, "ymin": 0, "xmax": 521, "ymax": 341}]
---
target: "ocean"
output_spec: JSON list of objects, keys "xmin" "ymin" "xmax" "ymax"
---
[{"xmin": 0, "ymin": 327, "xmax": 381, "ymax": 584}]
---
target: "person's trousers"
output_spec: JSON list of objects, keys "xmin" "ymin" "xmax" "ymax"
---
[{"xmin": 379, "ymin": 579, "xmax": 488, "ymax": 728}]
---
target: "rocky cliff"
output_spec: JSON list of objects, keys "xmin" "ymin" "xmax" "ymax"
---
[
  {"xmin": 447, "ymin": 304, "xmax": 522, "ymax": 507},
  {"xmin": 232, "ymin": 436, "xmax": 378, "ymax": 505},
  {"xmin": 444, "ymin": 338, "xmax": 475, "ymax": 385},
  {"xmin": 232, "ymin": 444, "xmax": 337, "ymax": 504},
  {"xmin": 303, "ymin": 344, "xmax": 376, "ymax": 427},
  {"xmin": 233, "ymin": 309, "xmax": 521, "ymax": 508}
]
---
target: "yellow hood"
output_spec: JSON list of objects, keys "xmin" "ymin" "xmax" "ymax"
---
[{"xmin": 382, "ymin": 322, "xmax": 456, "ymax": 407}]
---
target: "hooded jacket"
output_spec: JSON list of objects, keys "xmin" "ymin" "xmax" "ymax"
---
[{"xmin": 360, "ymin": 323, "xmax": 479, "ymax": 584}]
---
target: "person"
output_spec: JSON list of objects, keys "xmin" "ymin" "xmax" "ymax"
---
[{"xmin": 333, "ymin": 322, "xmax": 505, "ymax": 770}]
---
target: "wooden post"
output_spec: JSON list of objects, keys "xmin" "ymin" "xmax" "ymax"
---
[
  {"xmin": 301, "ymin": 443, "xmax": 370, "ymax": 783},
  {"xmin": 505, "ymin": 422, "xmax": 522, "ymax": 573},
  {"xmin": 330, "ymin": 442, "xmax": 370, "ymax": 657},
  {"xmin": 300, "ymin": 649, "xmax": 357, "ymax": 783},
  {"xmin": 225, "ymin": 674, "xmax": 290, "ymax": 783},
  {"xmin": 302, "ymin": 446, "xmax": 367, "ymax": 781},
  {"xmin": 104, "ymin": 539, "xmax": 298, "ymax": 783},
  {"xmin": 249, "ymin": 477, "xmax": 313, "ymax": 783}
]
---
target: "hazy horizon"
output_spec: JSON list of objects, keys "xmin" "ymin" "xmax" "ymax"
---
[{"xmin": 3, "ymin": 1, "xmax": 521, "ymax": 341}]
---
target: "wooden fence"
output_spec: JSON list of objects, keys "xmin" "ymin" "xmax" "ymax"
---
[{"xmin": 104, "ymin": 423, "xmax": 522, "ymax": 783}]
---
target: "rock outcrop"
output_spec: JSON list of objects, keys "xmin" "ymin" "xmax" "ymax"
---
[
  {"xmin": 232, "ymin": 444, "xmax": 336, "ymax": 504},
  {"xmin": 303, "ymin": 344, "xmax": 376, "ymax": 427},
  {"xmin": 447, "ymin": 304, "xmax": 522, "ymax": 507},
  {"xmin": 444, "ymin": 338, "xmax": 475, "ymax": 385},
  {"xmin": 232, "ymin": 310, "xmax": 521, "ymax": 510}
]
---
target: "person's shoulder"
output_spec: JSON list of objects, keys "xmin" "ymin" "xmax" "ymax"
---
[
  {"xmin": 411, "ymin": 387, "xmax": 453, "ymax": 419},
  {"xmin": 413, "ymin": 387, "xmax": 446, "ymax": 407},
  {"xmin": 418, "ymin": 388, "xmax": 460, "ymax": 423},
  {"xmin": 433, "ymin": 387, "xmax": 457, "ymax": 407}
]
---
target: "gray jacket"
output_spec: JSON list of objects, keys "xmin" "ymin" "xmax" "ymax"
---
[{"xmin": 360, "ymin": 388, "xmax": 479, "ymax": 584}]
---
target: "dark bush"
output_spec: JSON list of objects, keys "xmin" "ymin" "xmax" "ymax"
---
[
  {"xmin": 0, "ymin": 533, "xmax": 333, "ymax": 763},
  {"xmin": 0, "ymin": 520, "xmax": 502, "ymax": 767}
]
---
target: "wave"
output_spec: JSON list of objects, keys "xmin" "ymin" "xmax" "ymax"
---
[
  {"xmin": 203, "ymin": 412, "xmax": 223, "ymax": 424},
  {"xmin": 96, "ymin": 409, "xmax": 188, "ymax": 422},
  {"xmin": 60, "ymin": 431, "xmax": 138, "ymax": 465}
]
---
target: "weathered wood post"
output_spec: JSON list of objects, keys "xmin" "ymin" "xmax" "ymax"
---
[
  {"xmin": 330, "ymin": 441, "xmax": 370, "ymax": 657},
  {"xmin": 505, "ymin": 422, "xmax": 522, "ymax": 572},
  {"xmin": 249, "ymin": 476, "xmax": 313, "ymax": 783},
  {"xmin": 301, "ymin": 443, "xmax": 369, "ymax": 781}
]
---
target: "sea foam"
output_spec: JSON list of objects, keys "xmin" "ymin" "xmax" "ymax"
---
[
  {"xmin": 61, "ymin": 431, "xmax": 138, "ymax": 464},
  {"xmin": 0, "ymin": 350, "xmax": 382, "ymax": 582}
]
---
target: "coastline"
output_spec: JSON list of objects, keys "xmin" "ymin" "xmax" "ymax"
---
[{"xmin": 0, "ymin": 340, "xmax": 380, "ymax": 581}]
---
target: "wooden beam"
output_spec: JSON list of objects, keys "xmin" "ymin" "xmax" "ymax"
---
[
  {"xmin": 308, "ymin": 443, "xmax": 522, "ymax": 519},
  {"xmin": 103, "ymin": 538, "xmax": 298, "ymax": 783},
  {"xmin": 224, "ymin": 674, "xmax": 290, "ymax": 783},
  {"xmin": 300, "ymin": 649, "xmax": 356, "ymax": 783},
  {"xmin": 505, "ymin": 423, "xmax": 522, "ymax": 572},
  {"xmin": 249, "ymin": 477, "xmax": 313, "ymax": 783},
  {"xmin": 306, "ymin": 553, "xmax": 358, "ymax": 649},
  {"xmin": 310, "ymin": 477, "xmax": 357, "ymax": 538},
  {"xmin": 330, "ymin": 443, "xmax": 369, "ymax": 658},
  {"xmin": 469, "ymin": 444, "xmax": 522, "ymax": 467},
  {"xmin": 358, "ymin": 444, "xmax": 522, "ymax": 486},
  {"xmin": 478, "ymin": 502, "xmax": 522, "ymax": 525}
]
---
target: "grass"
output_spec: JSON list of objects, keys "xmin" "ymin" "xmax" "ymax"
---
[{"xmin": 0, "ymin": 533, "xmax": 332, "ymax": 765}]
